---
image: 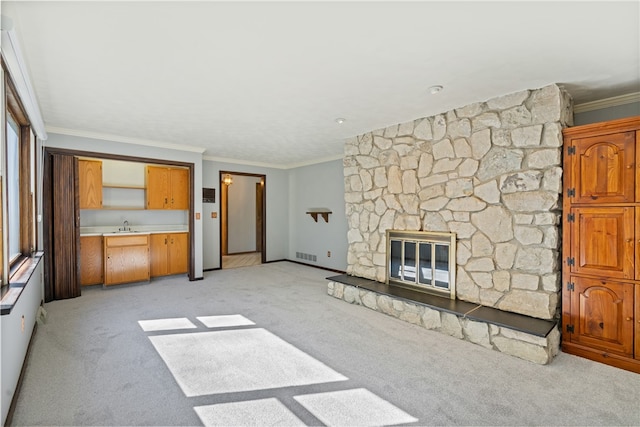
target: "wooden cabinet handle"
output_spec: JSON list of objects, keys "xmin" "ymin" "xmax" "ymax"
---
[
  {"xmin": 164, "ymin": 238, "xmax": 167, "ymax": 244},
  {"xmin": 626, "ymin": 317, "xmax": 632, "ymax": 321}
]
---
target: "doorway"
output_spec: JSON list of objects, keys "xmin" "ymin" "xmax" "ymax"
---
[{"xmin": 220, "ymin": 171, "xmax": 266, "ymax": 269}]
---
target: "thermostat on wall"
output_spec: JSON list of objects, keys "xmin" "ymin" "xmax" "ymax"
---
[{"xmin": 203, "ymin": 188, "xmax": 215, "ymax": 203}]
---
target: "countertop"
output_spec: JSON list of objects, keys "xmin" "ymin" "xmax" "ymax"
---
[{"xmin": 80, "ymin": 225, "xmax": 188, "ymax": 237}]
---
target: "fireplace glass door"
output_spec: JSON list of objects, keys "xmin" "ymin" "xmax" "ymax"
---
[{"xmin": 387, "ymin": 231, "xmax": 456, "ymax": 298}]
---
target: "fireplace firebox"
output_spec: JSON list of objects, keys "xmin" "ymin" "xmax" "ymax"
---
[{"xmin": 386, "ymin": 230, "xmax": 457, "ymax": 299}]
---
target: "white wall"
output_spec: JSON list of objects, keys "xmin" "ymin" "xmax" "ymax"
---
[
  {"xmin": 288, "ymin": 159, "xmax": 348, "ymax": 271},
  {"xmin": 227, "ymin": 175, "xmax": 261, "ymax": 254},
  {"xmin": 43, "ymin": 133, "xmax": 204, "ymax": 278},
  {"xmin": 1, "ymin": 256, "xmax": 44, "ymax": 425},
  {"xmin": 202, "ymin": 160, "xmax": 289, "ymax": 270}
]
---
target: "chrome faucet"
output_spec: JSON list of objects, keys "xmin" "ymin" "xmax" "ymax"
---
[{"xmin": 120, "ymin": 220, "xmax": 130, "ymax": 232}]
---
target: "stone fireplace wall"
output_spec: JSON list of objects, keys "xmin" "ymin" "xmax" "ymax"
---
[{"xmin": 344, "ymin": 84, "xmax": 573, "ymax": 320}]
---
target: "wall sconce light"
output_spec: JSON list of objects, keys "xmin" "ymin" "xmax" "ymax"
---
[{"xmin": 222, "ymin": 174, "xmax": 233, "ymax": 186}]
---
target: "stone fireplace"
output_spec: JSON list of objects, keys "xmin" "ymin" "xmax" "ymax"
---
[{"xmin": 329, "ymin": 84, "xmax": 573, "ymax": 364}]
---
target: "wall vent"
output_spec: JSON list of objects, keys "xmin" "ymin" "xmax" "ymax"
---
[{"xmin": 296, "ymin": 252, "xmax": 317, "ymax": 262}]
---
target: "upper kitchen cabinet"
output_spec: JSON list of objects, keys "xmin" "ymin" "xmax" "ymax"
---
[
  {"xmin": 146, "ymin": 166, "xmax": 189, "ymax": 210},
  {"xmin": 78, "ymin": 159, "xmax": 103, "ymax": 209}
]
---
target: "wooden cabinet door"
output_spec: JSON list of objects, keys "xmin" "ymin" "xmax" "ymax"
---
[
  {"xmin": 79, "ymin": 236, "xmax": 103, "ymax": 285},
  {"xmin": 168, "ymin": 233, "xmax": 188, "ymax": 274},
  {"xmin": 150, "ymin": 233, "xmax": 169, "ymax": 277},
  {"xmin": 78, "ymin": 159, "xmax": 102, "ymax": 209},
  {"xmin": 105, "ymin": 246, "xmax": 149, "ymax": 285},
  {"xmin": 569, "ymin": 276, "xmax": 634, "ymax": 357},
  {"xmin": 170, "ymin": 168, "xmax": 189, "ymax": 209},
  {"xmin": 570, "ymin": 131, "xmax": 635, "ymax": 204},
  {"xmin": 146, "ymin": 166, "xmax": 170, "ymax": 209},
  {"xmin": 571, "ymin": 207, "xmax": 635, "ymax": 279}
]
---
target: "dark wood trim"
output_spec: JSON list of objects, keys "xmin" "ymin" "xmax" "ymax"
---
[
  {"xmin": 188, "ymin": 166, "xmax": 195, "ymax": 281},
  {"xmin": 42, "ymin": 147, "xmax": 193, "ymax": 169},
  {"xmin": 260, "ymin": 176, "xmax": 266, "ymax": 264},
  {"xmin": 219, "ymin": 171, "xmax": 267, "ymax": 268},
  {"xmin": 43, "ymin": 151, "xmax": 54, "ymax": 302},
  {"xmin": 286, "ymin": 259, "xmax": 346, "ymax": 274},
  {"xmin": 4, "ymin": 71, "xmax": 29, "ymax": 127}
]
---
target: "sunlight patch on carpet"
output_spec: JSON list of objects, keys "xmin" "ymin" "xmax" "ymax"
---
[
  {"xmin": 138, "ymin": 317, "xmax": 197, "ymax": 331},
  {"xmin": 294, "ymin": 388, "xmax": 418, "ymax": 426},
  {"xmin": 148, "ymin": 328, "xmax": 347, "ymax": 396},
  {"xmin": 194, "ymin": 398, "xmax": 305, "ymax": 427},
  {"xmin": 196, "ymin": 314, "xmax": 255, "ymax": 328}
]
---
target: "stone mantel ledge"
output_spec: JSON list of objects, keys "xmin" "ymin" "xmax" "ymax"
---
[{"xmin": 328, "ymin": 280, "xmax": 560, "ymax": 365}]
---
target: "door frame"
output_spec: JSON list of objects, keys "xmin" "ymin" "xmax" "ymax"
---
[
  {"xmin": 219, "ymin": 171, "xmax": 266, "ymax": 266},
  {"xmin": 43, "ymin": 147, "xmax": 196, "ymax": 300}
]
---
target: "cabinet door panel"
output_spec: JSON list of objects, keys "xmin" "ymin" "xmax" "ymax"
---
[
  {"xmin": 105, "ymin": 246, "xmax": 149, "ymax": 285},
  {"xmin": 150, "ymin": 234, "xmax": 169, "ymax": 277},
  {"xmin": 168, "ymin": 233, "xmax": 188, "ymax": 274},
  {"xmin": 79, "ymin": 159, "xmax": 102, "ymax": 209},
  {"xmin": 80, "ymin": 236, "xmax": 103, "ymax": 285},
  {"xmin": 571, "ymin": 131, "xmax": 635, "ymax": 204},
  {"xmin": 146, "ymin": 166, "xmax": 170, "ymax": 209},
  {"xmin": 570, "ymin": 277, "xmax": 634, "ymax": 357},
  {"xmin": 170, "ymin": 168, "xmax": 189, "ymax": 210},
  {"xmin": 572, "ymin": 207, "xmax": 634, "ymax": 279}
]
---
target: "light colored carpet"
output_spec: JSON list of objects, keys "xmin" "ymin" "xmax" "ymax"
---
[
  {"xmin": 294, "ymin": 388, "xmax": 418, "ymax": 426},
  {"xmin": 148, "ymin": 328, "xmax": 347, "ymax": 396},
  {"xmin": 194, "ymin": 398, "xmax": 306, "ymax": 427},
  {"xmin": 8, "ymin": 261, "xmax": 640, "ymax": 426},
  {"xmin": 138, "ymin": 317, "xmax": 197, "ymax": 332},
  {"xmin": 196, "ymin": 314, "xmax": 255, "ymax": 328}
]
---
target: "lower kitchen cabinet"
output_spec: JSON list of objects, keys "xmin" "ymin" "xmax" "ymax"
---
[
  {"xmin": 104, "ymin": 234, "xmax": 150, "ymax": 285},
  {"xmin": 150, "ymin": 232, "xmax": 188, "ymax": 277},
  {"xmin": 80, "ymin": 235, "xmax": 103, "ymax": 286}
]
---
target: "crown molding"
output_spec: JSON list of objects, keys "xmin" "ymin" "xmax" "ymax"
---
[
  {"xmin": 1, "ymin": 28, "xmax": 47, "ymax": 140},
  {"xmin": 202, "ymin": 153, "xmax": 344, "ymax": 170},
  {"xmin": 45, "ymin": 126, "xmax": 206, "ymax": 154},
  {"xmin": 574, "ymin": 92, "xmax": 640, "ymax": 114},
  {"xmin": 285, "ymin": 154, "xmax": 344, "ymax": 169}
]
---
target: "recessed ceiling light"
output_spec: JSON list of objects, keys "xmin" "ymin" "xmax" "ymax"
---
[
  {"xmin": 335, "ymin": 118, "xmax": 346, "ymax": 124},
  {"xmin": 428, "ymin": 85, "xmax": 444, "ymax": 94}
]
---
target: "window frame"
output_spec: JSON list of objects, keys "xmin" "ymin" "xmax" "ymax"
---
[{"xmin": 1, "ymin": 60, "xmax": 37, "ymax": 292}]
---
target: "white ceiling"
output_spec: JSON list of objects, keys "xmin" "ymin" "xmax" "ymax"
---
[{"xmin": 2, "ymin": 1, "xmax": 639, "ymax": 168}]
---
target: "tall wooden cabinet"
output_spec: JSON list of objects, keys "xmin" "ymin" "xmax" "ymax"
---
[{"xmin": 562, "ymin": 116, "xmax": 640, "ymax": 373}]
